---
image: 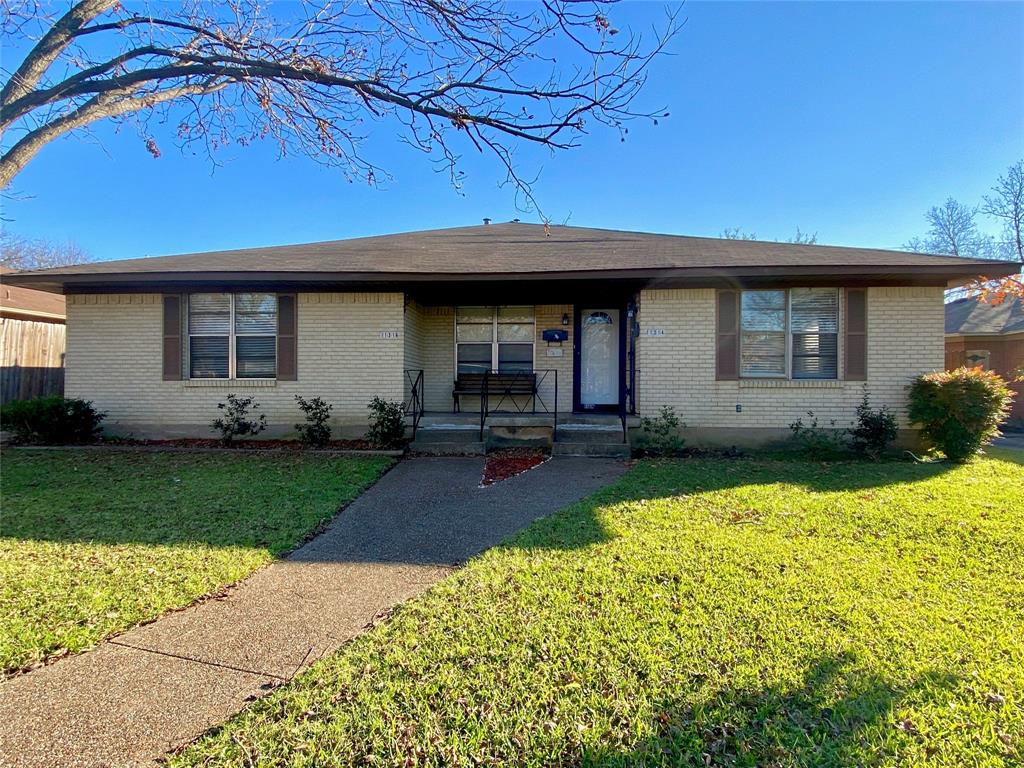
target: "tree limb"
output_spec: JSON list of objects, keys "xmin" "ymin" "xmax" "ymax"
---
[
  {"xmin": 0, "ymin": 0, "xmax": 118, "ymax": 109},
  {"xmin": 1, "ymin": 78, "xmax": 230, "ymax": 188}
]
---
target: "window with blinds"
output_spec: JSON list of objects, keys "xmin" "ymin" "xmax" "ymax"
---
[
  {"xmin": 791, "ymin": 288, "xmax": 838, "ymax": 379},
  {"xmin": 455, "ymin": 306, "xmax": 534, "ymax": 374},
  {"xmin": 740, "ymin": 290, "xmax": 787, "ymax": 377},
  {"xmin": 739, "ymin": 288, "xmax": 839, "ymax": 379},
  {"xmin": 188, "ymin": 293, "xmax": 277, "ymax": 379}
]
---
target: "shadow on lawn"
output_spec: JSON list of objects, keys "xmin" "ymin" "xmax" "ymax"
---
[
  {"xmin": 3, "ymin": 450, "xmax": 1010, "ymax": 564},
  {"xmin": 511, "ymin": 454, "xmax": 971, "ymax": 554},
  {"xmin": 583, "ymin": 652, "xmax": 959, "ymax": 767}
]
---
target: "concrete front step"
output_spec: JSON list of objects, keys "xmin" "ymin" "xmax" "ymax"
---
[
  {"xmin": 412, "ymin": 425, "xmax": 481, "ymax": 443},
  {"xmin": 552, "ymin": 441, "xmax": 631, "ymax": 458},
  {"xmin": 560, "ymin": 413, "xmax": 637, "ymax": 427},
  {"xmin": 555, "ymin": 424, "xmax": 625, "ymax": 443},
  {"xmin": 409, "ymin": 440, "xmax": 486, "ymax": 455}
]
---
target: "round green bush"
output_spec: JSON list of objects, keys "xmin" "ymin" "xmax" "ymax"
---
[
  {"xmin": 0, "ymin": 396, "xmax": 105, "ymax": 444},
  {"xmin": 908, "ymin": 367, "xmax": 1014, "ymax": 461}
]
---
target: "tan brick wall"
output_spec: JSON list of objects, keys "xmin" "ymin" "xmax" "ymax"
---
[
  {"xmin": 535, "ymin": 305, "xmax": 574, "ymax": 413},
  {"xmin": 69, "ymin": 287, "xmax": 939, "ymax": 440},
  {"xmin": 402, "ymin": 304, "xmax": 454, "ymax": 411},
  {"xmin": 402, "ymin": 298, "xmax": 424, "ymax": 372},
  {"xmin": 636, "ymin": 286, "xmax": 945, "ymax": 439},
  {"xmin": 65, "ymin": 292, "xmax": 405, "ymax": 437},
  {"xmin": 402, "ymin": 303, "xmax": 575, "ymax": 413}
]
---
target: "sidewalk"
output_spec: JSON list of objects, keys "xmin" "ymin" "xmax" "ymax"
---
[{"xmin": 0, "ymin": 456, "xmax": 626, "ymax": 767}]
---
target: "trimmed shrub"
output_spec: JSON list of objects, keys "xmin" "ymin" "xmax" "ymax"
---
[
  {"xmin": 0, "ymin": 396, "xmax": 105, "ymax": 444},
  {"xmin": 295, "ymin": 395, "xmax": 333, "ymax": 447},
  {"xmin": 908, "ymin": 367, "xmax": 1014, "ymax": 461},
  {"xmin": 366, "ymin": 397, "xmax": 406, "ymax": 448},
  {"xmin": 849, "ymin": 388, "xmax": 899, "ymax": 459},
  {"xmin": 211, "ymin": 394, "xmax": 267, "ymax": 446},
  {"xmin": 636, "ymin": 405, "xmax": 685, "ymax": 456},
  {"xmin": 788, "ymin": 411, "xmax": 849, "ymax": 458}
]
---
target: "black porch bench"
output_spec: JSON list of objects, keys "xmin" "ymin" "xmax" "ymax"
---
[{"xmin": 453, "ymin": 372, "xmax": 538, "ymax": 412}]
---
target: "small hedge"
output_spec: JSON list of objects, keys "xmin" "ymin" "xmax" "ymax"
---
[
  {"xmin": 0, "ymin": 396, "xmax": 105, "ymax": 444},
  {"xmin": 365, "ymin": 397, "xmax": 406, "ymax": 448},
  {"xmin": 908, "ymin": 367, "xmax": 1013, "ymax": 461}
]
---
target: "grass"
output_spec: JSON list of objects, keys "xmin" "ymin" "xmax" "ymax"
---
[
  {"xmin": 0, "ymin": 450, "xmax": 391, "ymax": 674},
  {"xmin": 173, "ymin": 451, "xmax": 1023, "ymax": 767}
]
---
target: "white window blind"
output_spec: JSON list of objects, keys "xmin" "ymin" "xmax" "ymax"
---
[
  {"xmin": 496, "ymin": 306, "xmax": 533, "ymax": 372},
  {"xmin": 739, "ymin": 288, "xmax": 840, "ymax": 379},
  {"xmin": 234, "ymin": 294, "xmax": 277, "ymax": 378},
  {"xmin": 188, "ymin": 294, "xmax": 277, "ymax": 379},
  {"xmin": 455, "ymin": 306, "xmax": 534, "ymax": 374},
  {"xmin": 740, "ymin": 290, "xmax": 786, "ymax": 377},
  {"xmin": 188, "ymin": 294, "xmax": 230, "ymax": 378},
  {"xmin": 791, "ymin": 288, "xmax": 838, "ymax": 379}
]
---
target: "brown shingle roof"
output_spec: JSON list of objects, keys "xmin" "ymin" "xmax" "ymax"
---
[
  {"xmin": 0, "ymin": 267, "xmax": 66, "ymax": 320},
  {"xmin": 945, "ymin": 294, "xmax": 1024, "ymax": 335},
  {"xmin": 4, "ymin": 223, "xmax": 1020, "ymax": 292}
]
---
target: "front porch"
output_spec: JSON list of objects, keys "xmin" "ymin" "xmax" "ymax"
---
[
  {"xmin": 400, "ymin": 289, "xmax": 641, "ymax": 456},
  {"xmin": 405, "ymin": 411, "xmax": 639, "ymax": 457}
]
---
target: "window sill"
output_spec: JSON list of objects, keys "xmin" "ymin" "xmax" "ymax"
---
[
  {"xmin": 738, "ymin": 379, "xmax": 845, "ymax": 389},
  {"xmin": 183, "ymin": 378, "xmax": 277, "ymax": 388}
]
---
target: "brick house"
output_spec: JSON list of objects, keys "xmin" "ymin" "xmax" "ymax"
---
[
  {"xmin": 6, "ymin": 223, "xmax": 1017, "ymax": 453},
  {"xmin": 945, "ymin": 294, "xmax": 1024, "ymax": 426}
]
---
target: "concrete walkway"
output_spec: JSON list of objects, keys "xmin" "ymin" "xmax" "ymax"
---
[
  {"xmin": 0, "ymin": 456, "xmax": 626, "ymax": 768},
  {"xmin": 994, "ymin": 432, "xmax": 1024, "ymax": 451}
]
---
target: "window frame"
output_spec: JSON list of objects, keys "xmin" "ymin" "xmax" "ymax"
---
[
  {"xmin": 739, "ymin": 288, "xmax": 841, "ymax": 380},
  {"xmin": 454, "ymin": 305, "xmax": 536, "ymax": 375},
  {"xmin": 739, "ymin": 289, "xmax": 789, "ymax": 379},
  {"xmin": 186, "ymin": 293, "xmax": 278, "ymax": 380},
  {"xmin": 789, "ymin": 287, "xmax": 839, "ymax": 380},
  {"xmin": 964, "ymin": 349, "xmax": 991, "ymax": 370}
]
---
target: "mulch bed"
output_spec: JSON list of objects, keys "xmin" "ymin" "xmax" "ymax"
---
[
  {"xmin": 480, "ymin": 448, "xmax": 549, "ymax": 486},
  {"xmin": 98, "ymin": 438, "xmax": 396, "ymax": 451}
]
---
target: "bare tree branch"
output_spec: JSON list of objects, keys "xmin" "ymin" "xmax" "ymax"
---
[
  {"xmin": 0, "ymin": 0, "xmax": 117, "ymax": 107},
  {"xmin": 2, "ymin": 78, "xmax": 230, "ymax": 188},
  {"xmin": 1, "ymin": 0, "xmax": 682, "ymax": 211},
  {"xmin": 982, "ymin": 160, "xmax": 1024, "ymax": 263},
  {"xmin": 0, "ymin": 230, "xmax": 93, "ymax": 269}
]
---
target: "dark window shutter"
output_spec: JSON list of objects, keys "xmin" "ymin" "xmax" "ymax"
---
[
  {"xmin": 845, "ymin": 288, "xmax": 867, "ymax": 380},
  {"xmin": 716, "ymin": 289, "xmax": 740, "ymax": 380},
  {"xmin": 277, "ymin": 294, "xmax": 297, "ymax": 380},
  {"xmin": 162, "ymin": 295, "xmax": 182, "ymax": 381}
]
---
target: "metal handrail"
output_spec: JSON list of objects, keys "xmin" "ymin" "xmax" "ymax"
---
[
  {"xmin": 620, "ymin": 365, "xmax": 639, "ymax": 443},
  {"xmin": 476, "ymin": 368, "xmax": 558, "ymax": 442},
  {"xmin": 403, "ymin": 369, "xmax": 425, "ymax": 439}
]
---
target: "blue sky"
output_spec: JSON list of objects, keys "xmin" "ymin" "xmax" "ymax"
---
[{"xmin": 3, "ymin": 1, "xmax": 1023, "ymax": 262}]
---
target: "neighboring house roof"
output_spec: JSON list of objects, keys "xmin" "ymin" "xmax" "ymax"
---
[
  {"xmin": 0, "ymin": 266, "xmax": 66, "ymax": 321},
  {"xmin": 945, "ymin": 294, "xmax": 1024, "ymax": 336},
  {"xmin": 4, "ymin": 223, "xmax": 1020, "ymax": 293}
]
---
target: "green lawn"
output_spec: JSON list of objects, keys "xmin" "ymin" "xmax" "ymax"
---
[
  {"xmin": 0, "ymin": 450, "xmax": 391, "ymax": 674},
  {"xmin": 174, "ymin": 451, "xmax": 1023, "ymax": 767}
]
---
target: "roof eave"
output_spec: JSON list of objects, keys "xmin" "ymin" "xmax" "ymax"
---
[{"xmin": 5, "ymin": 261, "xmax": 1020, "ymax": 295}]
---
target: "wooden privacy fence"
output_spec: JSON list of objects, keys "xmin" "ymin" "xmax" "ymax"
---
[{"xmin": 1, "ymin": 318, "xmax": 65, "ymax": 403}]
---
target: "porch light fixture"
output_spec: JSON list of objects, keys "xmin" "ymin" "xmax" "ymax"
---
[{"xmin": 562, "ymin": 312, "xmax": 570, "ymax": 326}]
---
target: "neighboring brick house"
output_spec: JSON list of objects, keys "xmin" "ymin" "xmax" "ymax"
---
[
  {"xmin": 945, "ymin": 294, "xmax": 1024, "ymax": 426},
  {"xmin": 6, "ymin": 223, "xmax": 1018, "ymax": 451},
  {"xmin": 1, "ymin": 266, "xmax": 66, "ymax": 401}
]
